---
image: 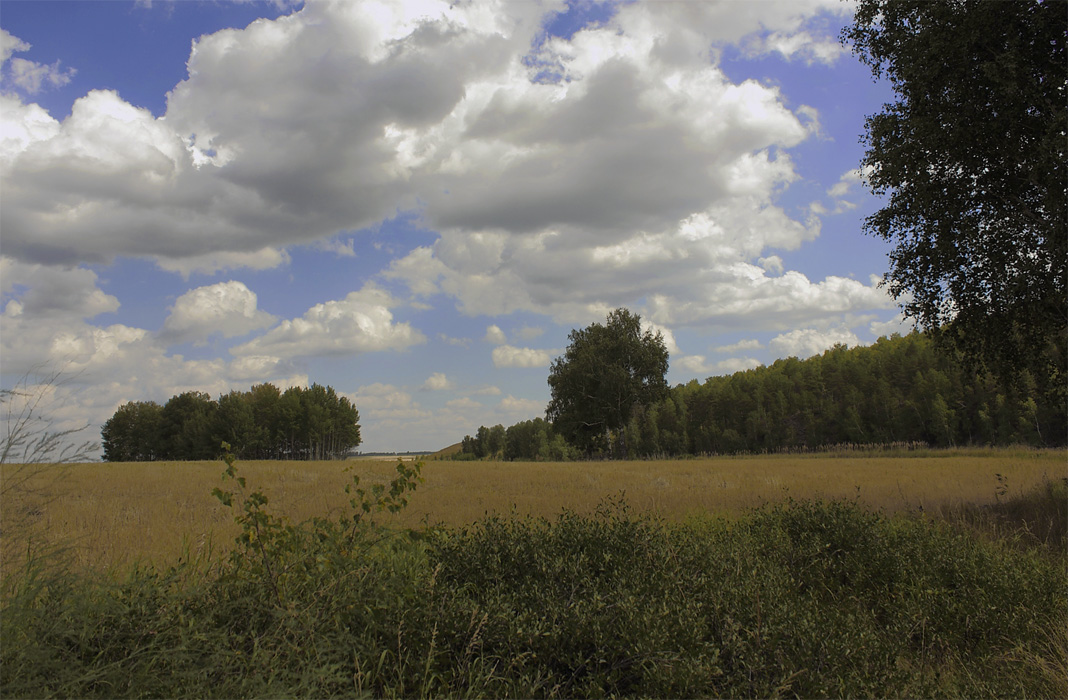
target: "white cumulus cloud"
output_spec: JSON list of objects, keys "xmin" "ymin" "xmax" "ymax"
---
[
  {"xmin": 422, "ymin": 372, "xmax": 454, "ymax": 391},
  {"xmin": 870, "ymin": 314, "xmax": 914, "ymax": 339},
  {"xmin": 499, "ymin": 395, "xmax": 545, "ymax": 416},
  {"xmin": 161, "ymin": 280, "xmax": 276, "ymax": 345},
  {"xmin": 1, "ymin": 30, "xmax": 76, "ymax": 94},
  {"xmin": 0, "ymin": 0, "xmax": 906, "ymax": 453},
  {"xmin": 231, "ymin": 285, "xmax": 425, "ymax": 359},
  {"xmin": 352, "ymin": 383, "xmax": 429, "ymax": 421},
  {"xmin": 769, "ymin": 326, "xmax": 860, "ymax": 359},
  {"xmin": 8, "ymin": 57, "xmax": 76, "ymax": 93},
  {"xmin": 713, "ymin": 339, "xmax": 764, "ymax": 354},
  {"xmin": 0, "ymin": 29, "xmax": 31, "ymax": 66},
  {"xmin": 484, "ymin": 324, "xmax": 507, "ymax": 345},
  {"xmin": 676, "ymin": 354, "xmax": 762, "ymax": 377},
  {"xmin": 1, "ymin": 0, "xmax": 893, "ymax": 345},
  {"xmin": 491, "ymin": 345, "xmax": 553, "ymax": 369}
]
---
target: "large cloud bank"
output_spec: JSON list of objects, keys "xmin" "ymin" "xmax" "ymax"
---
[
  {"xmin": 1, "ymin": 0, "xmax": 889, "ymax": 320},
  {"xmin": 0, "ymin": 0, "xmax": 902, "ymax": 450}
]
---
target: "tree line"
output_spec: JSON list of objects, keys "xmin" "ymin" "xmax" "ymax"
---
[
  {"xmin": 454, "ymin": 330, "xmax": 1065, "ymax": 461},
  {"xmin": 102, "ymin": 383, "xmax": 360, "ymax": 462},
  {"xmin": 656, "ymin": 332, "xmax": 1063, "ymax": 457}
]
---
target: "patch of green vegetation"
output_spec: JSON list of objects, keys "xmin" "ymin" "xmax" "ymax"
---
[{"xmin": 3, "ymin": 452, "xmax": 1065, "ymax": 698}]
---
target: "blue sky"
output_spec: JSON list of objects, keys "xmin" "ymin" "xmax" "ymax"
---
[{"xmin": 1, "ymin": 0, "xmax": 907, "ymax": 454}]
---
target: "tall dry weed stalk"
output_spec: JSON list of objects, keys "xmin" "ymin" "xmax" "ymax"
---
[{"xmin": 1, "ymin": 369, "xmax": 99, "ymax": 583}]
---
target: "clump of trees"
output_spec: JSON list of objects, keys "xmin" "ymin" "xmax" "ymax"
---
[
  {"xmin": 101, "ymin": 383, "xmax": 360, "ymax": 462},
  {"xmin": 457, "ymin": 418, "xmax": 577, "ymax": 461},
  {"xmin": 660, "ymin": 332, "xmax": 1063, "ymax": 457},
  {"xmin": 452, "ymin": 330, "xmax": 1065, "ymax": 461}
]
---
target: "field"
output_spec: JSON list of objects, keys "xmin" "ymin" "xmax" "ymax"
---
[
  {"xmin": 3, "ymin": 449, "xmax": 1066, "ymax": 698},
  {"xmin": 2, "ymin": 447, "xmax": 1064, "ymax": 572}
]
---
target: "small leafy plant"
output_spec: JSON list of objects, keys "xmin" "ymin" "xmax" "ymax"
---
[
  {"xmin": 211, "ymin": 442, "xmax": 424, "ymax": 604},
  {"xmin": 343, "ymin": 456, "xmax": 424, "ymax": 521}
]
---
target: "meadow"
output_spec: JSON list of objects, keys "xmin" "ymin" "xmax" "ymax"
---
[
  {"xmin": 2, "ymin": 448, "xmax": 1066, "ymax": 697},
  {"xmin": 2, "ymin": 448, "xmax": 1064, "ymax": 571}
]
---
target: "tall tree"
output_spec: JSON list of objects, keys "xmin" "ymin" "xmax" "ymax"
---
[
  {"xmin": 159, "ymin": 391, "xmax": 217, "ymax": 460},
  {"xmin": 547, "ymin": 308, "xmax": 669, "ymax": 455},
  {"xmin": 843, "ymin": 0, "xmax": 1067, "ymax": 382},
  {"xmin": 247, "ymin": 383, "xmax": 282, "ymax": 458},
  {"xmin": 214, "ymin": 390, "xmax": 259, "ymax": 459},
  {"xmin": 101, "ymin": 401, "xmax": 162, "ymax": 462},
  {"xmin": 486, "ymin": 424, "xmax": 506, "ymax": 459}
]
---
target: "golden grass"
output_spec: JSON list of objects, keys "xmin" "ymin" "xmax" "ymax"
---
[{"xmin": 2, "ymin": 448, "xmax": 1064, "ymax": 573}]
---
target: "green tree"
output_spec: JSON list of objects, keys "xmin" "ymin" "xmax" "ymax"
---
[
  {"xmin": 247, "ymin": 383, "xmax": 282, "ymax": 458},
  {"xmin": 504, "ymin": 420, "xmax": 536, "ymax": 460},
  {"xmin": 159, "ymin": 391, "xmax": 217, "ymax": 460},
  {"xmin": 214, "ymin": 390, "xmax": 258, "ymax": 459},
  {"xmin": 277, "ymin": 387, "xmax": 304, "ymax": 459},
  {"xmin": 486, "ymin": 424, "xmax": 506, "ymax": 459},
  {"xmin": 843, "ymin": 0, "xmax": 1067, "ymax": 382},
  {"xmin": 101, "ymin": 400, "xmax": 162, "ymax": 462},
  {"xmin": 474, "ymin": 425, "xmax": 491, "ymax": 458},
  {"xmin": 100, "ymin": 381, "xmax": 361, "ymax": 461},
  {"xmin": 547, "ymin": 308, "xmax": 669, "ymax": 455}
]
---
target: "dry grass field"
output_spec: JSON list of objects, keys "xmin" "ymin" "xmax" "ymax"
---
[{"xmin": 2, "ymin": 448, "xmax": 1065, "ymax": 573}]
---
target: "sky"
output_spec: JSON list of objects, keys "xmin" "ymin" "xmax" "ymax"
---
[{"xmin": 0, "ymin": 0, "xmax": 911, "ymax": 455}]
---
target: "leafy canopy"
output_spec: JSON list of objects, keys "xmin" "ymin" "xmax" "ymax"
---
[
  {"xmin": 843, "ymin": 0, "xmax": 1066, "ymax": 382},
  {"xmin": 547, "ymin": 308, "xmax": 669, "ymax": 454}
]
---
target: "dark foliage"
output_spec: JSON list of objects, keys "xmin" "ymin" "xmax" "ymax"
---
[
  {"xmin": 547, "ymin": 308, "xmax": 670, "ymax": 456},
  {"xmin": 665, "ymin": 331, "xmax": 1065, "ymax": 456},
  {"xmin": 101, "ymin": 382, "xmax": 360, "ymax": 461},
  {"xmin": 843, "ymin": 0, "xmax": 1067, "ymax": 387}
]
